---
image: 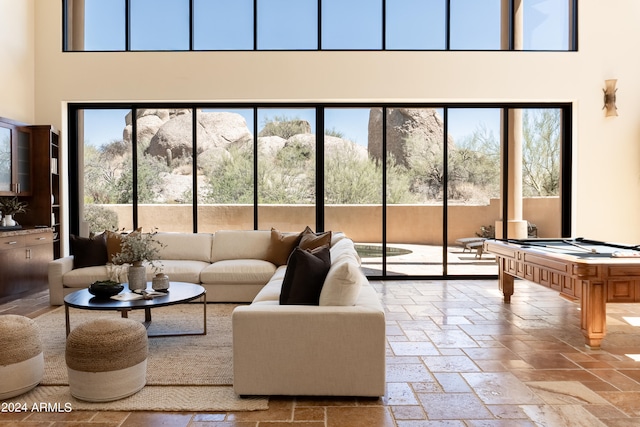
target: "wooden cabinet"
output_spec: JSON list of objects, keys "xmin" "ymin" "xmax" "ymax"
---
[
  {"xmin": 0, "ymin": 118, "xmax": 59, "ymax": 301},
  {"xmin": 20, "ymin": 125, "xmax": 61, "ymax": 258},
  {"xmin": 0, "ymin": 229, "xmax": 53, "ymax": 300},
  {"xmin": 0, "ymin": 119, "xmax": 32, "ymax": 196}
]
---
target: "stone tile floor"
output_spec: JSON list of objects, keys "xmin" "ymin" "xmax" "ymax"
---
[{"xmin": 2, "ymin": 279, "xmax": 640, "ymax": 426}]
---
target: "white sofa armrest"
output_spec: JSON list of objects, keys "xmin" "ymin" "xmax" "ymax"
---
[
  {"xmin": 232, "ymin": 291, "xmax": 386, "ymax": 396},
  {"xmin": 48, "ymin": 256, "xmax": 74, "ymax": 305}
]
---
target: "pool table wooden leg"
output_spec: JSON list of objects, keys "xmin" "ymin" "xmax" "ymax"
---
[
  {"xmin": 498, "ymin": 262, "xmax": 515, "ymax": 303},
  {"xmin": 580, "ymin": 280, "xmax": 607, "ymax": 349}
]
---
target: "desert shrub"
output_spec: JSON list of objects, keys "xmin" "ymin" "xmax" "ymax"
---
[
  {"xmin": 83, "ymin": 204, "xmax": 119, "ymax": 235},
  {"xmin": 324, "ymin": 127, "xmax": 344, "ymax": 138},
  {"xmin": 201, "ymin": 144, "xmax": 254, "ymax": 204},
  {"xmin": 259, "ymin": 115, "xmax": 310, "ymax": 140},
  {"xmin": 112, "ymin": 153, "xmax": 170, "ymax": 203}
]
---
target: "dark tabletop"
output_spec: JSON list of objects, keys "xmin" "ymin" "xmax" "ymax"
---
[{"xmin": 63, "ymin": 282, "xmax": 205, "ymax": 311}]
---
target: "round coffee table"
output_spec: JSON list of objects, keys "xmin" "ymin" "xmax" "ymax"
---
[{"xmin": 63, "ymin": 282, "xmax": 206, "ymax": 337}]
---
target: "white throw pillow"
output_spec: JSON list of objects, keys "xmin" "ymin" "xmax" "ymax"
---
[
  {"xmin": 319, "ymin": 259, "xmax": 364, "ymax": 306},
  {"xmin": 329, "ymin": 238, "xmax": 361, "ymax": 265}
]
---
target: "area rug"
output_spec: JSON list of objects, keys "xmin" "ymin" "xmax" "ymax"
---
[{"xmin": 4, "ymin": 303, "xmax": 268, "ymax": 412}]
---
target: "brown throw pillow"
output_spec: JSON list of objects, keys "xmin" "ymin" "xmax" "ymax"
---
[
  {"xmin": 279, "ymin": 245, "xmax": 331, "ymax": 305},
  {"xmin": 265, "ymin": 228, "xmax": 302, "ymax": 266},
  {"xmin": 299, "ymin": 226, "xmax": 332, "ymax": 251},
  {"xmin": 105, "ymin": 229, "xmax": 141, "ymax": 264},
  {"xmin": 70, "ymin": 234, "xmax": 108, "ymax": 269},
  {"xmin": 105, "ymin": 230, "xmax": 124, "ymax": 264}
]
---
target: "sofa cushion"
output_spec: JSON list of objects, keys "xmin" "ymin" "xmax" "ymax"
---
[
  {"xmin": 280, "ymin": 245, "xmax": 331, "ymax": 305},
  {"xmin": 319, "ymin": 258, "xmax": 365, "ymax": 306},
  {"xmin": 63, "ymin": 266, "xmax": 112, "ymax": 288},
  {"xmin": 200, "ymin": 259, "xmax": 276, "ymax": 285},
  {"xmin": 299, "ymin": 227, "xmax": 332, "ymax": 251},
  {"xmin": 265, "ymin": 228, "xmax": 302, "ymax": 266},
  {"xmin": 211, "ymin": 230, "xmax": 271, "ymax": 262},
  {"xmin": 152, "ymin": 260, "xmax": 209, "ymax": 284},
  {"xmin": 70, "ymin": 234, "xmax": 108, "ymax": 269},
  {"xmin": 153, "ymin": 232, "xmax": 213, "ymax": 263},
  {"xmin": 330, "ymin": 238, "xmax": 361, "ymax": 265},
  {"xmin": 252, "ymin": 274, "xmax": 286, "ymax": 303}
]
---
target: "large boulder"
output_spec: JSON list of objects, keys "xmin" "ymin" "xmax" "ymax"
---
[
  {"xmin": 145, "ymin": 111, "xmax": 253, "ymax": 160},
  {"xmin": 123, "ymin": 109, "xmax": 189, "ymax": 144},
  {"xmin": 257, "ymin": 136, "xmax": 287, "ymax": 158},
  {"xmin": 368, "ymin": 108, "xmax": 452, "ymax": 167}
]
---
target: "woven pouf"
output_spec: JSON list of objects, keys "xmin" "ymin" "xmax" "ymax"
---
[
  {"xmin": 0, "ymin": 315, "xmax": 44, "ymax": 399},
  {"xmin": 66, "ymin": 317, "xmax": 148, "ymax": 402}
]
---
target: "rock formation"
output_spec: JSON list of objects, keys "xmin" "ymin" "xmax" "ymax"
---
[
  {"xmin": 123, "ymin": 109, "xmax": 253, "ymax": 160},
  {"xmin": 368, "ymin": 108, "xmax": 453, "ymax": 167}
]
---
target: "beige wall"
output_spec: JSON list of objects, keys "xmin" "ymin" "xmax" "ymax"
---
[
  {"xmin": 3, "ymin": 1, "xmax": 638, "ymax": 253},
  {"xmin": 0, "ymin": 0, "xmax": 35, "ymax": 123}
]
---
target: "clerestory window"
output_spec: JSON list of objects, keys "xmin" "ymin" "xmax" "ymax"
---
[{"xmin": 64, "ymin": 0, "xmax": 577, "ymax": 52}]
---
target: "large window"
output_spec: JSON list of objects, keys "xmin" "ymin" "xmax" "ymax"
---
[
  {"xmin": 257, "ymin": 108, "xmax": 316, "ymax": 230},
  {"xmin": 196, "ymin": 108, "xmax": 255, "ymax": 232},
  {"xmin": 64, "ymin": 0, "xmax": 577, "ymax": 51},
  {"xmin": 69, "ymin": 102, "xmax": 571, "ymax": 279}
]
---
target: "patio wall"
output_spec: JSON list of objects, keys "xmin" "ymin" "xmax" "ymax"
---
[{"xmin": 102, "ymin": 197, "xmax": 560, "ymax": 245}]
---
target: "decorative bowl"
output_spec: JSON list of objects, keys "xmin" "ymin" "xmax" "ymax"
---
[{"xmin": 88, "ymin": 281, "xmax": 124, "ymax": 299}]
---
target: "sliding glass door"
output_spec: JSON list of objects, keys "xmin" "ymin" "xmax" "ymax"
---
[
  {"xmin": 446, "ymin": 108, "xmax": 501, "ymax": 275},
  {"xmin": 323, "ymin": 107, "xmax": 383, "ymax": 275}
]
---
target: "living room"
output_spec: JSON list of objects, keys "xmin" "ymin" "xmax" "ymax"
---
[{"xmin": 2, "ymin": 1, "xmax": 640, "ymax": 426}]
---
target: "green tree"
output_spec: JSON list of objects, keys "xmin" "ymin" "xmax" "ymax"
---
[
  {"xmin": 451, "ymin": 124, "xmax": 501, "ymax": 201},
  {"xmin": 112, "ymin": 149, "xmax": 169, "ymax": 203},
  {"xmin": 83, "ymin": 139, "xmax": 130, "ymax": 204},
  {"xmin": 522, "ymin": 109, "xmax": 560, "ymax": 196}
]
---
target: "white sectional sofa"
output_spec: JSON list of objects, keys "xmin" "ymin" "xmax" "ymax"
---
[
  {"xmin": 48, "ymin": 229, "xmax": 386, "ymax": 397},
  {"xmin": 49, "ymin": 230, "xmax": 279, "ymax": 305}
]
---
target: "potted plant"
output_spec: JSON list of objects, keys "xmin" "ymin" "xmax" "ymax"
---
[
  {"xmin": 111, "ymin": 230, "xmax": 165, "ymax": 291},
  {"xmin": 0, "ymin": 196, "xmax": 28, "ymax": 227}
]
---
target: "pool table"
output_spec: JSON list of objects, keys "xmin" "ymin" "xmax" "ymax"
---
[{"xmin": 483, "ymin": 238, "xmax": 640, "ymax": 349}]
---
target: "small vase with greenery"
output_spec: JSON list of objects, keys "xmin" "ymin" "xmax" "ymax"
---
[
  {"xmin": 111, "ymin": 230, "xmax": 165, "ymax": 268},
  {"xmin": 0, "ymin": 196, "xmax": 28, "ymax": 226},
  {"xmin": 111, "ymin": 230, "xmax": 166, "ymax": 292}
]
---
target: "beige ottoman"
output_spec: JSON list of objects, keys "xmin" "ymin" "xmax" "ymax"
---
[
  {"xmin": 66, "ymin": 317, "xmax": 148, "ymax": 402},
  {"xmin": 0, "ymin": 315, "xmax": 44, "ymax": 399}
]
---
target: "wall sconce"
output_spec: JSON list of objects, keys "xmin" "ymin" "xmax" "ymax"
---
[{"xmin": 603, "ymin": 79, "xmax": 618, "ymax": 117}]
